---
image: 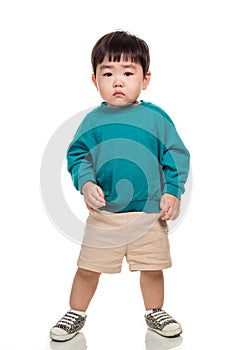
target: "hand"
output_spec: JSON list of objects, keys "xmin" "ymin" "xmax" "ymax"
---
[
  {"xmin": 82, "ymin": 181, "xmax": 105, "ymax": 213},
  {"xmin": 160, "ymin": 193, "xmax": 180, "ymax": 221}
]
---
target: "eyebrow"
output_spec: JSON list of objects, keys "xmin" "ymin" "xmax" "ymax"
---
[{"xmin": 99, "ymin": 63, "xmax": 136, "ymax": 70}]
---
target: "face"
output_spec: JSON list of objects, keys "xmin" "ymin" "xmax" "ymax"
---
[{"xmin": 92, "ymin": 55, "xmax": 151, "ymax": 107}]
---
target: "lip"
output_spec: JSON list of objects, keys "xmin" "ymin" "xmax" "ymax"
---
[{"xmin": 113, "ymin": 91, "xmax": 125, "ymax": 96}]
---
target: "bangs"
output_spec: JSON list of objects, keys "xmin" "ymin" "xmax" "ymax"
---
[{"xmin": 107, "ymin": 50, "xmax": 143, "ymax": 66}]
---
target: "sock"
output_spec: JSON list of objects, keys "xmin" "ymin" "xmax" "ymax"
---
[
  {"xmin": 70, "ymin": 308, "xmax": 86, "ymax": 317},
  {"xmin": 145, "ymin": 309, "xmax": 154, "ymax": 315},
  {"xmin": 145, "ymin": 308, "xmax": 161, "ymax": 315}
]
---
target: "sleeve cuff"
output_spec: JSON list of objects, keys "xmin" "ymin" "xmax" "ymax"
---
[
  {"xmin": 163, "ymin": 184, "xmax": 183, "ymax": 200},
  {"xmin": 78, "ymin": 174, "xmax": 97, "ymax": 194}
]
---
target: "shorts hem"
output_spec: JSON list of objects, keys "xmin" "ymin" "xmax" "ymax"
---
[
  {"xmin": 77, "ymin": 261, "xmax": 121, "ymax": 274},
  {"xmin": 129, "ymin": 263, "xmax": 172, "ymax": 271}
]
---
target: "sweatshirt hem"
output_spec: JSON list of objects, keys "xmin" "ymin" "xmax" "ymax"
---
[{"xmin": 100, "ymin": 199, "xmax": 161, "ymax": 213}]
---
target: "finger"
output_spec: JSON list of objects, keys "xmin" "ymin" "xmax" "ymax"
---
[
  {"xmin": 85, "ymin": 190, "xmax": 105, "ymax": 206},
  {"xmin": 86, "ymin": 195, "xmax": 106, "ymax": 210},
  {"xmin": 164, "ymin": 205, "xmax": 180, "ymax": 221},
  {"xmin": 84, "ymin": 195, "xmax": 100, "ymax": 210},
  {"xmin": 160, "ymin": 204, "xmax": 170, "ymax": 218},
  {"xmin": 92, "ymin": 196, "xmax": 105, "ymax": 206},
  {"xmin": 160, "ymin": 212, "xmax": 170, "ymax": 221},
  {"xmin": 160, "ymin": 209, "xmax": 169, "ymax": 220},
  {"xmin": 86, "ymin": 203, "xmax": 97, "ymax": 213},
  {"xmin": 90, "ymin": 195, "xmax": 105, "ymax": 207},
  {"xmin": 160, "ymin": 205, "xmax": 174, "ymax": 220},
  {"xmin": 96, "ymin": 186, "xmax": 105, "ymax": 200},
  {"xmin": 170, "ymin": 207, "xmax": 180, "ymax": 220},
  {"xmin": 91, "ymin": 192, "xmax": 105, "ymax": 206}
]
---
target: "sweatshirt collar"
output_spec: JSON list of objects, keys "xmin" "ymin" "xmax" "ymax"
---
[{"xmin": 100, "ymin": 100, "xmax": 145, "ymax": 114}]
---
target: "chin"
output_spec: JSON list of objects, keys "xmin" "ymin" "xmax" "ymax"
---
[{"xmin": 108, "ymin": 101, "xmax": 135, "ymax": 108}]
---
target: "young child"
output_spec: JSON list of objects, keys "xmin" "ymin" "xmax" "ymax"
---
[{"xmin": 50, "ymin": 30, "xmax": 190, "ymax": 342}]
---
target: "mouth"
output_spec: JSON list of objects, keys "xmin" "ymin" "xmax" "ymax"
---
[{"xmin": 113, "ymin": 91, "xmax": 125, "ymax": 96}]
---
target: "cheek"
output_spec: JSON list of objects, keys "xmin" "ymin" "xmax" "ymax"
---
[
  {"xmin": 97, "ymin": 78, "xmax": 110, "ymax": 90},
  {"xmin": 130, "ymin": 80, "xmax": 143, "ymax": 93},
  {"xmin": 98, "ymin": 84, "xmax": 108, "ymax": 94},
  {"xmin": 97, "ymin": 83, "xmax": 111, "ymax": 99}
]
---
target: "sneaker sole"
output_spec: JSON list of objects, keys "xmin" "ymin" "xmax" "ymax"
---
[
  {"xmin": 148, "ymin": 325, "xmax": 182, "ymax": 338},
  {"xmin": 50, "ymin": 330, "xmax": 79, "ymax": 342}
]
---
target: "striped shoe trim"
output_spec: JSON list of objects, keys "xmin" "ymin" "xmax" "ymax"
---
[
  {"xmin": 145, "ymin": 309, "xmax": 179, "ymax": 331},
  {"xmin": 54, "ymin": 311, "xmax": 86, "ymax": 335}
]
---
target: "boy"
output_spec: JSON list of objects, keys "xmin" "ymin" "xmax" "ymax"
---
[{"xmin": 50, "ymin": 30, "xmax": 190, "ymax": 341}]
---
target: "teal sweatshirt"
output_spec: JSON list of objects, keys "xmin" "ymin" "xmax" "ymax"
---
[{"xmin": 67, "ymin": 101, "xmax": 190, "ymax": 213}]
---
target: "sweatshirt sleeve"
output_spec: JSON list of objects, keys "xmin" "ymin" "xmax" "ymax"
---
[
  {"xmin": 159, "ymin": 113, "xmax": 190, "ymax": 199},
  {"xmin": 66, "ymin": 123, "xmax": 97, "ymax": 193}
]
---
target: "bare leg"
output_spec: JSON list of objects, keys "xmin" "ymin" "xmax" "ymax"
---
[
  {"xmin": 69, "ymin": 268, "xmax": 101, "ymax": 311},
  {"xmin": 140, "ymin": 270, "xmax": 164, "ymax": 310}
]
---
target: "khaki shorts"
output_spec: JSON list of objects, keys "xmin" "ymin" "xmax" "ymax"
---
[{"xmin": 77, "ymin": 211, "xmax": 172, "ymax": 273}]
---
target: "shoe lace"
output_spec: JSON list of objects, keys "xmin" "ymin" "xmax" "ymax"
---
[
  {"xmin": 57, "ymin": 311, "xmax": 83, "ymax": 330},
  {"xmin": 150, "ymin": 309, "xmax": 176, "ymax": 325}
]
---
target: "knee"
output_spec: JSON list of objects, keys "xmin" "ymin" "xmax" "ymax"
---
[
  {"xmin": 78, "ymin": 268, "xmax": 101, "ymax": 280},
  {"xmin": 141, "ymin": 270, "xmax": 163, "ymax": 279}
]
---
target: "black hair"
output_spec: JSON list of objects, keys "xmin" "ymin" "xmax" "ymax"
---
[{"xmin": 91, "ymin": 31, "xmax": 150, "ymax": 77}]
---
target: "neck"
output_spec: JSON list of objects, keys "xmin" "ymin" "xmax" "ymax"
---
[{"xmin": 107, "ymin": 100, "xmax": 140, "ymax": 108}]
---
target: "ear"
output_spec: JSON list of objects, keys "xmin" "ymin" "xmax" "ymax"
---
[
  {"xmin": 142, "ymin": 71, "xmax": 151, "ymax": 90},
  {"xmin": 92, "ymin": 74, "xmax": 98, "ymax": 90}
]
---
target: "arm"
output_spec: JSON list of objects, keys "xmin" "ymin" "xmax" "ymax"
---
[
  {"xmin": 159, "ymin": 117, "xmax": 190, "ymax": 220},
  {"xmin": 67, "ymin": 127, "xmax": 105, "ymax": 212},
  {"xmin": 66, "ymin": 125, "xmax": 97, "ymax": 193}
]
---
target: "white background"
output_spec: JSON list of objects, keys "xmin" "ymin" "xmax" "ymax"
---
[{"xmin": 1, "ymin": 0, "xmax": 232, "ymax": 349}]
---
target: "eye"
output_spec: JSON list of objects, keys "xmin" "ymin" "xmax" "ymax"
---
[
  {"xmin": 103, "ymin": 72, "xmax": 112, "ymax": 77},
  {"xmin": 124, "ymin": 72, "xmax": 133, "ymax": 76}
]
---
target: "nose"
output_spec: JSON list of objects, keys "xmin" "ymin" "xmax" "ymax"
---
[{"xmin": 113, "ymin": 75, "xmax": 124, "ymax": 87}]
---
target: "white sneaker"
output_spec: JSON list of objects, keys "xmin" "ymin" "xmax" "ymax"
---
[
  {"xmin": 145, "ymin": 309, "xmax": 182, "ymax": 338},
  {"xmin": 50, "ymin": 310, "xmax": 86, "ymax": 342}
]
